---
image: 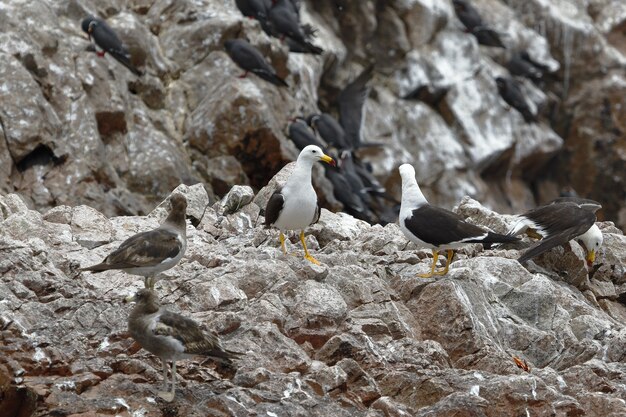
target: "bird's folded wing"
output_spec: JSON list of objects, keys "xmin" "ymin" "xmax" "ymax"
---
[
  {"xmin": 155, "ymin": 311, "xmax": 221, "ymax": 355},
  {"xmin": 338, "ymin": 65, "xmax": 374, "ymax": 148},
  {"xmin": 104, "ymin": 229, "xmax": 182, "ymax": 268},
  {"xmin": 526, "ymin": 204, "xmax": 596, "ymax": 238},
  {"xmin": 404, "ymin": 205, "xmax": 487, "ymax": 246},
  {"xmin": 264, "ymin": 190, "xmax": 285, "ymax": 226},
  {"xmin": 518, "ymin": 222, "xmax": 593, "ymax": 263}
]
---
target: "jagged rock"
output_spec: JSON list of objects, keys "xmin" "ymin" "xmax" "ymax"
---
[
  {"xmin": 149, "ymin": 183, "xmax": 209, "ymax": 225},
  {"xmin": 284, "ymin": 279, "xmax": 348, "ymax": 348},
  {"xmin": 43, "ymin": 205, "xmax": 73, "ymax": 225},
  {"xmin": 0, "ymin": 0, "xmax": 626, "ymax": 414},
  {"xmin": 218, "ymin": 185, "xmax": 255, "ymax": 216},
  {"xmin": 70, "ymin": 205, "xmax": 113, "ymax": 249},
  {"xmin": 371, "ymin": 395, "xmax": 415, "ymax": 416},
  {"xmin": 305, "ymin": 362, "xmax": 348, "ymax": 394},
  {"xmin": 0, "ymin": 194, "xmax": 29, "ymax": 219},
  {"xmin": 1, "ymin": 189, "xmax": 626, "ymax": 415}
]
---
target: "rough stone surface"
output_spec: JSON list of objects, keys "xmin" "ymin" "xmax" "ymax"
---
[{"xmin": 1, "ymin": 188, "xmax": 626, "ymax": 416}]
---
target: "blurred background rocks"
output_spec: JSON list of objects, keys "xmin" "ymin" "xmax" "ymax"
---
[{"xmin": 0, "ymin": 0, "xmax": 623, "ymax": 229}]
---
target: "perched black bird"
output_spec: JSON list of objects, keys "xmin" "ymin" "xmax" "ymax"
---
[
  {"xmin": 81, "ymin": 16, "xmax": 143, "ymax": 76},
  {"xmin": 402, "ymin": 84, "xmax": 450, "ymax": 107},
  {"xmin": 337, "ymin": 151, "xmax": 374, "ymax": 205},
  {"xmin": 307, "ymin": 113, "xmax": 351, "ymax": 150},
  {"xmin": 452, "ymin": 0, "xmax": 482, "ymax": 29},
  {"xmin": 337, "ymin": 65, "xmax": 375, "ymax": 150},
  {"xmin": 510, "ymin": 197, "xmax": 603, "ymax": 266},
  {"xmin": 224, "ymin": 39, "xmax": 288, "ymax": 87},
  {"xmin": 399, "ymin": 164, "xmax": 519, "ymax": 278},
  {"xmin": 235, "ymin": 0, "xmax": 271, "ymax": 20},
  {"xmin": 352, "ymin": 161, "xmax": 388, "ymax": 198},
  {"xmin": 268, "ymin": 0, "xmax": 323, "ymax": 54},
  {"xmin": 286, "ymin": 0, "xmax": 301, "ymax": 15},
  {"xmin": 452, "ymin": 0, "xmax": 505, "ymax": 48},
  {"xmin": 507, "ymin": 51, "xmax": 545, "ymax": 81},
  {"xmin": 472, "ymin": 28, "xmax": 506, "ymax": 48},
  {"xmin": 324, "ymin": 166, "xmax": 376, "ymax": 223},
  {"xmin": 495, "ymin": 77, "xmax": 537, "ymax": 123},
  {"xmin": 285, "ymin": 36, "xmax": 319, "ymax": 54},
  {"xmin": 283, "ymin": 0, "xmax": 313, "ymax": 28},
  {"xmin": 288, "ymin": 117, "xmax": 326, "ymax": 150},
  {"xmin": 235, "ymin": 0, "xmax": 274, "ymax": 34}
]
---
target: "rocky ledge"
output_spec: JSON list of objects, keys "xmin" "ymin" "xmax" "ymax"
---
[{"xmin": 1, "ymin": 183, "xmax": 626, "ymax": 417}]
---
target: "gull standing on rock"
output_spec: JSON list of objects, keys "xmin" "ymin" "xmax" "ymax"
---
[
  {"xmin": 509, "ymin": 197, "xmax": 603, "ymax": 266},
  {"xmin": 81, "ymin": 194, "xmax": 187, "ymax": 289},
  {"xmin": 288, "ymin": 117, "xmax": 326, "ymax": 150},
  {"xmin": 265, "ymin": 145, "xmax": 335, "ymax": 265},
  {"xmin": 398, "ymin": 164, "xmax": 519, "ymax": 278},
  {"xmin": 126, "ymin": 289, "xmax": 242, "ymax": 402}
]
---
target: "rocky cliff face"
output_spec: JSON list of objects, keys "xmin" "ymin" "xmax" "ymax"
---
[
  {"xmin": 2, "ymin": 0, "xmax": 626, "ymax": 415},
  {"xmin": 0, "ymin": 0, "xmax": 624, "ymax": 228},
  {"xmin": 1, "ymin": 186, "xmax": 626, "ymax": 416}
]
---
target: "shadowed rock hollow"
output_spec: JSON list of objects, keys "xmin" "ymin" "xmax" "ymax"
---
[{"xmin": 1, "ymin": 185, "xmax": 626, "ymax": 416}]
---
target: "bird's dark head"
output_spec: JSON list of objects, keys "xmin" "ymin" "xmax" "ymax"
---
[
  {"xmin": 307, "ymin": 114, "xmax": 320, "ymax": 129},
  {"xmin": 81, "ymin": 16, "xmax": 97, "ymax": 36},
  {"xmin": 165, "ymin": 193, "xmax": 187, "ymax": 227},
  {"xmin": 224, "ymin": 39, "xmax": 237, "ymax": 53},
  {"xmin": 169, "ymin": 193, "xmax": 187, "ymax": 213},
  {"xmin": 452, "ymin": 0, "xmax": 465, "ymax": 12},
  {"xmin": 519, "ymin": 50, "xmax": 531, "ymax": 60},
  {"xmin": 495, "ymin": 77, "xmax": 506, "ymax": 89},
  {"xmin": 124, "ymin": 288, "xmax": 157, "ymax": 305}
]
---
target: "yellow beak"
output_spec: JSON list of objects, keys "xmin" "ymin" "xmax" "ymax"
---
[
  {"xmin": 123, "ymin": 294, "xmax": 136, "ymax": 304},
  {"xmin": 320, "ymin": 154, "xmax": 335, "ymax": 166},
  {"xmin": 586, "ymin": 250, "xmax": 596, "ymax": 267}
]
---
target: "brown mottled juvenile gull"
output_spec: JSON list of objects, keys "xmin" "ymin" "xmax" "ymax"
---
[
  {"xmin": 81, "ymin": 194, "xmax": 187, "ymax": 289},
  {"xmin": 126, "ymin": 289, "xmax": 243, "ymax": 402}
]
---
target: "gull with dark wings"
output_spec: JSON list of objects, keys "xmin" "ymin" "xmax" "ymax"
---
[
  {"xmin": 265, "ymin": 145, "xmax": 335, "ymax": 265},
  {"xmin": 399, "ymin": 164, "xmax": 519, "ymax": 278}
]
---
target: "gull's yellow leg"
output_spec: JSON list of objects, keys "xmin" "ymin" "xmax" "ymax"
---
[
  {"xmin": 417, "ymin": 250, "xmax": 438, "ymax": 278},
  {"xmin": 279, "ymin": 232, "xmax": 287, "ymax": 255},
  {"xmin": 526, "ymin": 229, "xmax": 543, "ymax": 239},
  {"xmin": 300, "ymin": 231, "xmax": 321, "ymax": 265},
  {"xmin": 434, "ymin": 250, "xmax": 454, "ymax": 276}
]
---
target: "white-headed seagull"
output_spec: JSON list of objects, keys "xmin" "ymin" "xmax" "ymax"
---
[
  {"xmin": 509, "ymin": 197, "xmax": 603, "ymax": 267},
  {"xmin": 399, "ymin": 164, "xmax": 519, "ymax": 278},
  {"xmin": 264, "ymin": 145, "xmax": 335, "ymax": 265}
]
